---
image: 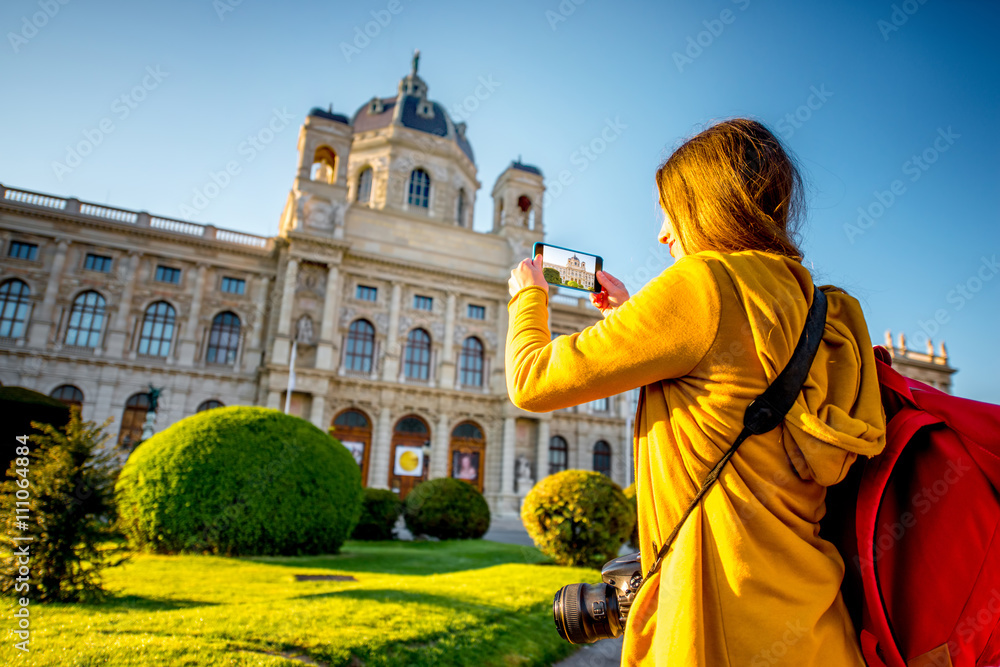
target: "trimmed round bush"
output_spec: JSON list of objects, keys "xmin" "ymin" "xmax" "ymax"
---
[
  {"xmin": 404, "ymin": 478, "xmax": 490, "ymax": 540},
  {"xmin": 352, "ymin": 488, "xmax": 402, "ymax": 541},
  {"xmin": 115, "ymin": 406, "xmax": 362, "ymax": 556},
  {"xmin": 623, "ymin": 483, "xmax": 640, "ymax": 550},
  {"xmin": 521, "ymin": 470, "xmax": 635, "ymax": 568}
]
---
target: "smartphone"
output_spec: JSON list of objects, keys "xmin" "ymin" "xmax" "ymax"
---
[{"xmin": 532, "ymin": 242, "xmax": 603, "ymax": 294}]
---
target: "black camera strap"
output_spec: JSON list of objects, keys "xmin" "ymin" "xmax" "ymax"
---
[{"xmin": 644, "ymin": 285, "xmax": 828, "ymax": 581}]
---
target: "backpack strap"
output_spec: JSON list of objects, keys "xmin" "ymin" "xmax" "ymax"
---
[{"xmin": 644, "ymin": 285, "xmax": 828, "ymax": 580}]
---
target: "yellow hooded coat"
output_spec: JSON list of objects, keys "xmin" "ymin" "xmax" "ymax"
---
[{"xmin": 505, "ymin": 250, "xmax": 886, "ymax": 665}]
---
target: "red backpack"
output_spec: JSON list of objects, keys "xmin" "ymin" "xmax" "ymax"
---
[{"xmin": 822, "ymin": 346, "xmax": 1000, "ymax": 667}]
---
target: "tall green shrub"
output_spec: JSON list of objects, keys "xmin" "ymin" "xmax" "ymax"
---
[
  {"xmin": 115, "ymin": 407, "xmax": 362, "ymax": 556},
  {"xmin": 352, "ymin": 488, "xmax": 402, "ymax": 541},
  {"xmin": 0, "ymin": 411, "xmax": 127, "ymax": 602},
  {"xmin": 404, "ymin": 478, "xmax": 490, "ymax": 540},
  {"xmin": 623, "ymin": 483, "xmax": 640, "ymax": 550},
  {"xmin": 521, "ymin": 470, "xmax": 634, "ymax": 568}
]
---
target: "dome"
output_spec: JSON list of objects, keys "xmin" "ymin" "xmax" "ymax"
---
[{"xmin": 350, "ymin": 54, "xmax": 475, "ymax": 164}]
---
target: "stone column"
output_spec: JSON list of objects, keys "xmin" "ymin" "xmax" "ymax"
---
[
  {"xmin": 243, "ymin": 275, "xmax": 270, "ymax": 373},
  {"xmin": 108, "ymin": 252, "xmax": 141, "ymax": 358},
  {"xmin": 499, "ymin": 416, "xmax": 518, "ymax": 515},
  {"xmin": 368, "ymin": 406, "xmax": 393, "ymax": 489},
  {"xmin": 266, "ymin": 390, "xmax": 281, "ymax": 410},
  {"xmin": 27, "ymin": 238, "xmax": 69, "ymax": 347},
  {"xmin": 309, "ymin": 392, "xmax": 326, "ymax": 430},
  {"xmin": 492, "ymin": 302, "xmax": 508, "ymax": 393},
  {"xmin": 431, "ymin": 412, "xmax": 450, "ymax": 479},
  {"xmin": 535, "ymin": 418, "xmax": 550, "ymax": 483},
  {"xmin": 380, "ymin": 282, "xmax": 402, "ymax": 381},
  {"xmin": 178, "ymin": 264, "xmax": 208, "ymax": 365},
  {"xmin": 315, "ymin": 265, "xmax": 341, "ymax": 370},
  {"xmin": 271, "ymin": 258, "xmax": 297, "ymax": 365},
  {"xmin": 439, "ymin": 292, "xmax": 457, "ymax": 387}
]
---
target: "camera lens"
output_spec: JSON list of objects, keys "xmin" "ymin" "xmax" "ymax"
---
[{"xmin": 552, "ymin": 582, "xmax": 623, "ymax": 644}]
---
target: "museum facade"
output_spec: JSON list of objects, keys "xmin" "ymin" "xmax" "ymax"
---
[{"xmin": 0, "ymin": 59, "xmax": 634, "ymax": 516}]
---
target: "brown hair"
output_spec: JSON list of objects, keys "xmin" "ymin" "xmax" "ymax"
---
[{"xmin": 656, "ymin": 118, "xmax": 805, "ymax": 260}]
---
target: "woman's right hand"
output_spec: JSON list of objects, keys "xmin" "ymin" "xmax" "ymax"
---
[{"xmin": 590, "ymin": 270, "xmax": 630, "ymax": 318}]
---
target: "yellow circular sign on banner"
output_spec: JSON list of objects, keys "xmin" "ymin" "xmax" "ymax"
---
[{"xmin": 399, "ymin": 450, "xmax": 419, "ymax": 472}]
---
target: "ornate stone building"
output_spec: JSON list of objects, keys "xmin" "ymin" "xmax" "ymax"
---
[
  {"xmin": 0, "ymin": 58, "xmax": 633, "ymax": 516},
  {"xmin": 542, "ymin": 253, "xmax": 595, "ymax": 290},
  {"xmin": 882, "ymin": 331, "xmax": 957, "ymax": 392}
]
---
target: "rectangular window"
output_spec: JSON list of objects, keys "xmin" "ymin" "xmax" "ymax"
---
[
  {"xmin": 221, "ymin": 276, "xmax": 246, "ymax": 295},
  {"xmin": 467, "ymin": 304, "xmax": 485, "ymax": 320},
  {"xmin": 414, "ymin": 295, "xmax": 433, "ymax": 311},
  {"xmin": 155, "ymin": 265, "xmax": 181, "ymax": 284},
  {"xmin": 84, "ymin": 253, "xmax": 113, "ymax": 273},
  {"xmin": 8, "ymin": 241, "xmax": 38, "ymax": 261},
  {"xmin": 356, "ymin": 285, "xmax": 377, "ymax": 302}
]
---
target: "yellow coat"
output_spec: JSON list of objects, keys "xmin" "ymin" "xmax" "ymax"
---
[{"xmin": 505, "ymin": 250, "xmax": 886, "ymax": 666}]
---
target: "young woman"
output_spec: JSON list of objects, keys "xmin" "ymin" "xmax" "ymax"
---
[{"xmin": 506, "ymin": 119, "xmax": 886, "ymax": 665}]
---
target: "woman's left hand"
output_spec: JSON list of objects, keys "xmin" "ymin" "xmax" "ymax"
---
[{"xmin": 508, "ymin": 254, "xmax": 548, "ymax": 298}]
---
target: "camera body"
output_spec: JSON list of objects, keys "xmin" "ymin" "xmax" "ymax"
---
[{"xmin": 553, "ymin": 552, "xmax": 643, "ymax": 644}]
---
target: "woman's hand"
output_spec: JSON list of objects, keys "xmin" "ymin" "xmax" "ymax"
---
[
  {"xmin": 508, "ymin": 254, "xmax": 548, "ymax": 298},
  {"xmin": 590, "ymin": 270, "xmax": 630, "ymax": 318}
]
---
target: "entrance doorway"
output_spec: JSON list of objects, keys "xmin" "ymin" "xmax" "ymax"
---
[
  {"xmin": 389, "ymin": 415, "xmax": 430, "ymax": 499},
  {"xmin": 331, "ymin": 408, "xmax": 372, "ymax": 486},
  {"xmin": 449, "ymin": 421, "xmax": 485, "ymax": 493}
]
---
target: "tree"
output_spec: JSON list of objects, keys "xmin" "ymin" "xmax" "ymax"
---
[
  {"xmin": 543, "ymin": 267, "xmax": 562, "ymax": 285},
  {"xmin": 564, "ymin": 279, "xmax": 584, "ymax": 288},
  {"xmin": 0, "ymin": 411, "xmax": 128, "ymax": 602}
]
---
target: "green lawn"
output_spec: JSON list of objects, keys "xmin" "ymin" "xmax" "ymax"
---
[{"xmin": 2, "ymin": 540, "xmax": 597, "ymax": 666}]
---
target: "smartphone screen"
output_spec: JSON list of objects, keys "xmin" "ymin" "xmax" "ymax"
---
[{"xmin": 532, "ymin": 242, "xmax": 603, "ymax": 294}]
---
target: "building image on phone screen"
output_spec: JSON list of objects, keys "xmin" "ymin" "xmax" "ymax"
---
[{"xmin": 542, "ymin": 248, "xmax": 596, "ymax": 290}]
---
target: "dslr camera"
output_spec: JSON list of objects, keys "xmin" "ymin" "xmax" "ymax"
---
[{"xmin": 552, "ymin": 552, "xmax": 643, "ymax": 644}]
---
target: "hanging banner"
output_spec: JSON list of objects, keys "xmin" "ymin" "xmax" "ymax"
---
[{"xmin": 393, "ymin": 445, "xmax": 424, "ymax": 477}]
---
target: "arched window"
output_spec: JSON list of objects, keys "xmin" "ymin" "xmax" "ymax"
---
[
  {"xmin": 310, "ymin": 145, "xmax": 337, "ymax": 184},
  {"xmin": 334, "ymin": 409, "xmax": 370, "ymax": 429},
  {"xmin": 404, "ymin": 328, "xmax": 431, "ymax": 380},
  {"xmin": 50, "ymin": 384, "xmax": 83, "ymax": 409},
  {"xmin": 345, "ymin": 319, "xmax": 375, "ymax": 373},
  {"xmin": 206, "ymin": 311, "xmax": 240, "ymax": 364},
  {"xmin": 356, "ymin": 167, "xmax": 373, "ymax": 204},
  {"xmin": 450, "ymin": 420, "xmax": 485, "ymax": 492},
  {"xmin": 118, "ymin": 392, "xmax": 150, "ymax": 449},
  {"xmin": 518, "ymin": 195, "xmax": 533, "ymax": 228},
  {"xmin": 197, "ymin": 399, "xmax": 224, "ymax": 412},
  {"xmin": 456, "ymin": 188, "xmax": 466, "ymax": 226},
  {"xmin": 0, "ymin": 279, "xmax": 31, "ymax": 339},
  {"xmin": 593, "ymin": 441, "xmax": 612, "ymax": 477},
  {"xmin": 549, "ymin": 436, "xmax": 568, "ymax": 475},
  {"xmin": 459, "ymin": 336, "xmax": 484, "ymax": 387},
  {"xmin": 137, "ymin": 301, "xmax": 176, "ymax": 357},
  {"xmin": 408, "ymin": 168, "xmax": 430, "ymax": 208},
  {"xmin": 65, "ymin": 291, "xmax": 106, "ymax": 348}
]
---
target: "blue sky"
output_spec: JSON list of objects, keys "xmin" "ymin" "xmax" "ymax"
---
[{"xmin": 1, "ymin": 0, "xmax": 997, "ymax": 402}]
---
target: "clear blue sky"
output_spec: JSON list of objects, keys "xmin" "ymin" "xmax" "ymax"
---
[{"xmin": 2, "ymin": 0, "xmax": 997, "ymax": 402}]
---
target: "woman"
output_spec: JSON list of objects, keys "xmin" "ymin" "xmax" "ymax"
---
[{"xmin": 505, "ymin": 119, "xmax": 885, "ymax": 665}]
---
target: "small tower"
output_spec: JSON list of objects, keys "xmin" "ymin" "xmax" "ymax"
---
[
  {"xmin": 491, "ymin": 161, "xmax": 545, "ymax": 259},
  {"xmin": 279, "ymin": 106, "xmax": 354, "ymax": 239}
]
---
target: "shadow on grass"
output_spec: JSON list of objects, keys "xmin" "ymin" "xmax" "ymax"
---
[
  {"xmin": 74, "ymin": 594, "xmax": 220, "ymax": 612},
  {"xmin": 244, "ymin": 539, "xmax": 552, "ymax": 576},
  {"xmin": 293, "ymin": 587, "xmax": 510, "ymax": 615}
]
